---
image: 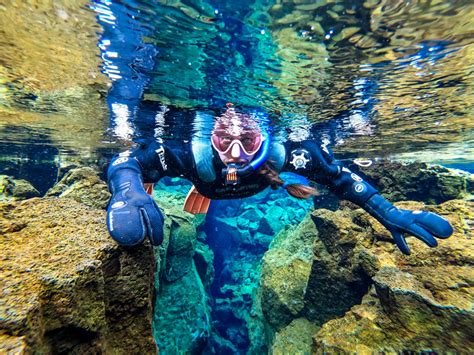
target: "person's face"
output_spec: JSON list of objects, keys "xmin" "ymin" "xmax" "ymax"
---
[{"xmin": 211, "ymin": 127, "xmax": 263, "ymax": 166}]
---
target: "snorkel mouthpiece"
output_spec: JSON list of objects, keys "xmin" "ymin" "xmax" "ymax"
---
[{"xmin": 224, "ymin": 163, "xmax": 241, "ymax": 185}]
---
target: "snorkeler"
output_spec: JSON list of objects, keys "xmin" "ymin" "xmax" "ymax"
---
[{"xmin": 106, "ymin": 106, "xmax": 453, "ymax": 255}]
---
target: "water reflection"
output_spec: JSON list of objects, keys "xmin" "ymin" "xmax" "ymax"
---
[
  {"xmin": 0, "ymin": 0, "xmax": 109, "ymax": 166},
  {"xmin": 0, "ymin": 0, "xmax": 472, "ymax": 163},
  {"xmin": 88, "ymin": 0, "xmax": 473, "ymax": 162}
]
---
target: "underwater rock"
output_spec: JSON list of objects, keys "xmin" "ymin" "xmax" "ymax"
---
[
  {"xmin": 152, "ymin": 187, "xmax": 198, "ymax": 283},
  {"xmin": 0, "ymin": 175, "xmax": 40, "ymax": 201},
  {"xmin": 151, "ymin": 186, "xmax": 212, "ymax": 353},
  {"xmin": 163, "ymin": 213, "xmax": 197, "ymax": 282},
  {"xmin": 154, "ymin": 262, "xmax": 211, "ymax": 354},
  {"xmin": 311, "ymin": 199, "xmax": 474, "ymax": 353},
  {"xmin": 270, "ymin": 318, "xmax": 319, "ymax": 354},
  {"xmin": 257, "ymin": 204, "xmax": 287, "ymax": 236},
  {"xmin": 45, "ymin": 167, "xmax": 110, "ymax": 209},
  {"xmin": 194, "ymin": 241, "xmax": 215, "ymax": 290},
  {"xmin": 260, "ymin": 214, "xmax": 317, "ymax": 331},
  {"xmin": 353, "ymin": 160, "xmax": 473, "ymax": 204},
  {"xmin": 0, "ymin": 197, "xmax": 156, "ymax": 354},
  {"xmin": 260, "ymin": 198, "xmax": 472, "ymax": 353},
  {"xmin": 305, "ymin": 208, "xmax": 373, "ymax": 324},
  {"xmin": 315, "ymin": 160, "xmax": 473, "ymax": 210}
]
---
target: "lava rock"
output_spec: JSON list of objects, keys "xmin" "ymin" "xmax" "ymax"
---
[
  {"xmin": 0, "ymin": 198, "xmax": 156, "ymax": 354},
  {"xmin": 0, "ymin": 175, "xmax": 40, "ymax": 201},
  {"xmin": 45, "ymin": 167, "xmax": 110, "ymax": 209}
]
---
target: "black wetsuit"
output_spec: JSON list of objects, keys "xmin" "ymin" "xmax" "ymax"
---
[
  {"xmin": 106, "ymin": 137, "xmax": 453, "ymax": 254},
  {"xmin": 118, "ymin": 139, "xmax": 377, "ymax": 204}
]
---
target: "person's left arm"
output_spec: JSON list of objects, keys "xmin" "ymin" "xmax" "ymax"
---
[{"xmin": 281, "ymin": 141, "xmax": 453, "ymax": 254}]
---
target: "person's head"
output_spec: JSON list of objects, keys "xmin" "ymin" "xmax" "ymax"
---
[
  {"xmin": 210, "ymin": 105, "xmax": 319, "ymax": 199},
  {"xmin": 211, "ymin": 106, "xmax": 264, "ymax": 166}
]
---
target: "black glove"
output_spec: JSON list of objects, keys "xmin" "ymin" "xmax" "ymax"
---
[
  {"xmin": 365, "ymin": 194, "xmax": 453, "ymax": 255},
  {"xmin": 107, "ymin": 156, "xmax": 164, "ymax": 246}
]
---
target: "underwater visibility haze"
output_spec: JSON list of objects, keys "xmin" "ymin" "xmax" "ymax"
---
[{"xmin": 0, "ymin": 0, "xmax": 473, "ymax": 354}]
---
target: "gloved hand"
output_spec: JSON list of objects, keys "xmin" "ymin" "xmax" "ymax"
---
[
  {"xmin": 107, "ymin": 157, "xmax": 164, "ymax": 247},
  {"xmin": 365, "ymin": 194, "xmax": 453, "ymax": 255}
]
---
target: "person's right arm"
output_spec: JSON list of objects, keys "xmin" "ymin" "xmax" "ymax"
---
[
  {"xmin": 280, "ymin": 141, "xmax": 453, "ymax": 255},
  {"xmin": 106, "ymin": 140, "xmax": 186, "ymax": 246}
]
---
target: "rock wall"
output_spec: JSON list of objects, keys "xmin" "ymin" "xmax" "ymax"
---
[
  {"xmin": 313, "ymin": 199, "xmax": 474, "ymax": 353},
  {"xmin": 45, "ymin": 167, "xmax": 110, "ymax": 209},
  {"xmin": 0, "ymin": 175, "xmax": 40, "ymax": 201},
  {"xmin": 260, "ymin": 198, "xmax": 473, "ymax": 353},
  {"xmin": 316, "ymin": 160, "xmax": 474, "ymax": 211},
  {"xmin": 0, "ymin": 197, "xmax": 157, "ymax": 354},
  {"xmin": 2, "ymin": 164, "xmax": 472, "ymax": 354},
  {"xmin": 352, "ymin": 160, "xmax": 473, "ymax": 204}
]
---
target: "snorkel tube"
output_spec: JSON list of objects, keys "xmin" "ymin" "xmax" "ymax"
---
[{"xmin": 223, "ymin": 134, "xmax": 271, "ymax": 185}]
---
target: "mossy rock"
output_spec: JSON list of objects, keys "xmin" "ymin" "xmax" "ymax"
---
[
  {"xmin": 312, "ymin": 199, "xmax": 474, "ymax": 353},
  {"xmin": 271, "ymin": 318, "xmax": 319, "ymax": 355},
  {"xmin": 45, "ymin": 167, "xmax": 110, "ymax": 209},
  {"xmin": 0, "ymin": 198, "xmax": 156, "ymax": 354},
  {"xmin": 0, "ymin": 175, "xmax": 40, "ymax": 201}
]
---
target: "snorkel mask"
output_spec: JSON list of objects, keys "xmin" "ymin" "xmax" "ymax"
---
[{"xmin": 211, "ymin": 106, "xmax": 270, "ymax": 185}]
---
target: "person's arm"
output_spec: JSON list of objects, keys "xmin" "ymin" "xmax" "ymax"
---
[
  {"xmin": 106, "ymin": 140, "xmax": 186, "ymax": 246},
  {"xmin": 282, "ymin": 141, "xmax": 453, "ymax": 254}
]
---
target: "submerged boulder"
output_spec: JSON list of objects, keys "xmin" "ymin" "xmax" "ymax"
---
[
  {"xmin": 317, "ymin": 161, "xmax": 473, "ymax": 210},
  {"xmin": 154, "ymin": 263, "xmax": 211, "ymax": 354},
  {"xmin": 0, "ymin": 197, "xmax": 156, "ymax": 354},
  {"xmin": 259, "ymin": 215, "xmax": 318, "ymax": 331},
  {"xmin": 313, "ymin": 199, "xmax": 474, "ymax": 353},
  {"xmin": 152, "ymin": 186, "xmax": 213, "ymax": 354},
  {"xmin": 45, "ymin": 167, "xmax": 110, "ymax": 209},
  {"xmin": 352, "ymin": 160, "xmax": 473, "ymax": 204},
  {"xmin": 271, "ymin": 318, "xmax": 319, "ymax": 354},
  {"xmin": 0, "ymin": 175, "xmax": 40, "ymax": 201},
  {"xmin": 318, "ymin": 200, "xmax": 473, "ymax": 352}
]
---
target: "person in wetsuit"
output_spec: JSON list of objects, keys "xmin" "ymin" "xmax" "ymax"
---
[{"xmin": 106, "ymin": 106, "xmax": 453, "ymax": 255}]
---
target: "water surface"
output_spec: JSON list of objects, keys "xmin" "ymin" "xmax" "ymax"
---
[{"xmin": 1, "ymin": 0, "xmax": 473, "ymax": 171}]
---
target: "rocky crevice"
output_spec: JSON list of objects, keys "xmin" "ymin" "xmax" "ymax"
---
[
  {"xmin": 1, "ymin": 162, "xmax": 472, "ymax": 354},
  {"xmin": 261, "ymin": 198, "xmax": 473, "ymax": 353}
]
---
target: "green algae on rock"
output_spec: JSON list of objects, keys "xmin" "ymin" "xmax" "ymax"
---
[
  {"xmin": 152, "ymin": 186, "xmax": 213, "ymax": 353},
  {"xmin": 354, "ymin": 160, "xmax": 474, "ymax": 204},
  {"xmin": 312, "ymin": 199, "xmax": 474, "ymax": 353},
  {"xmin": 154, "ymin": 263, "xmax": 211, "ymax": 353},
  {"xmin": 260, "ymin": 215, "xmax": 316, "ymax": 331},
  {"xmin": 271, "ymin": 318, "xmax": 319, "ymax": 355},
  {"xmin": 0, "ymin": 197, "xmax": 156, "ymax": 354}
]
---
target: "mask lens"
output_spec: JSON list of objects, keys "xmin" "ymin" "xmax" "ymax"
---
[
  {"xmin": 211, "ymin": 130, "xmax": 263, "ymax": 155},
  {"xmin": 219, "ymin": 136, "xmax": 233, "ymax": 151},
  {"xmin": 240, "ymin": 134, "xmax": 262, "ymax": 154},
  {"xmin": 211, "ymin": 134, "xmax": 230, "ymax": 153}
]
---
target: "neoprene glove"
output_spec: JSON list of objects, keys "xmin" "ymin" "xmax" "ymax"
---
[
  {"xmin": 107, "ymin": 157, "xmax": 164, "ymax": 246},
  {"xmin": 365, "ymin": 194, "xmax": 453, "ymax": 255}
]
